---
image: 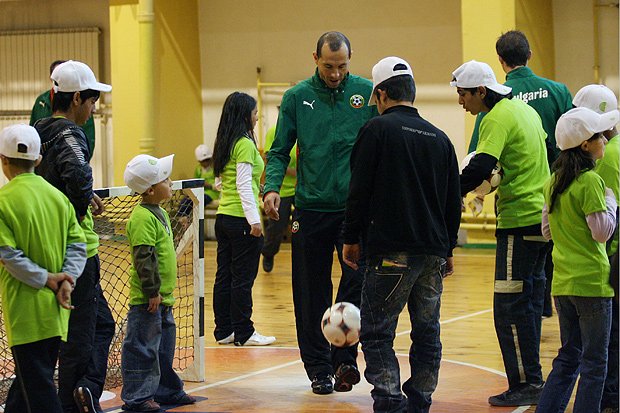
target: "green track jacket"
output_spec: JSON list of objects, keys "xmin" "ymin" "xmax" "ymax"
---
[{"xmin": 264, "ymin": 70, "xmax": 377, "ymax": 212}]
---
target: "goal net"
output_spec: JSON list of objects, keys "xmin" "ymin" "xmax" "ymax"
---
[{"xmin": 0, "ymin": 179, "xmax": 205, "ymax": 404}]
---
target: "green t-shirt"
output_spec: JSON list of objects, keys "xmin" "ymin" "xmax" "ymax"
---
[
  {"xmin": 81, "ymin": 209, "xmax": 99, "ymax": 258},
  {"xmin": 194, "ymin": 165, "xmax": 220, "ymax": 201},
  {"xmin": 476, "ymin": 98, "xmax": 549, "ymax": 229},
  {"xmin": 544, "ymin": 171, "xmax": 613, "ymax": 297},
  {"xmin": 594, "ymin": 134, "xmax": 620, "ymax": 256},
  {"xmin": 217, "ymin": 136, "xmax": 265, "ymax": 218},
  {"xmin": 126, "ymin": 204, "xmax": 177, "ymax": 306},
  {"xmin": 265, "ymin": 125, "xmax": 296, "ymax": 198},
  {"xmin": 0, "ymin": 173, "xmax": 85, "ymax": 347}
]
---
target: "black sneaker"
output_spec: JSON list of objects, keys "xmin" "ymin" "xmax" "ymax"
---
[
  {"xmin": 488, "ymin": 383, "xmax": 544, "ymax": 406},
  {"xmin": 334, "ymin": 364, "xmax": 360, "ymax": 392},
  {"xmin": 311, "ymin": 374, "xmax": 334, "ymax": 394},
  {"xmin": 73, "ymin": 387, "xmax": 97, "ymax": 413},
  {"xmin": 262, "ymin": 255, "xmax": 274, "ymax": 273}
]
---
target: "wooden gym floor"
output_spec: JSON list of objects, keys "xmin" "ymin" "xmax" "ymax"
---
[{"xmin": 100, "ymin": 243, "xmax": 570, "ymax": 413}]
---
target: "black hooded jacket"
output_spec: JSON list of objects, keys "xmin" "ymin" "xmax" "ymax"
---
[{"xmin": 34, "ymin": 117, "xmax": 94, "ymax": 218}]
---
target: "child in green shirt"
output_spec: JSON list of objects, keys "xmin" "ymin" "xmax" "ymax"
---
[
  {"xmin": 121, "ymin": 153, "xmax": 196, "ymax": 412},
  {"xmin": 0, "ymin": 124, "xmax": 86, "ymax": 413},
  {"xmin": 537, "ymin": 107, "xmax": 619, "ymax": 413}
]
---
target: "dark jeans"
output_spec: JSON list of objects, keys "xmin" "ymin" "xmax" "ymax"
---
[
  {"xmin": 58, "ymin": 255, "xmax": 115, "ymax": 413},
  {"xmin": 121, "ymin": 305, "xmax": 186, "ymax": 407},
  {"xmin": 262, "ymin": 195, "xmax": 294, "ymax": 258},
  {"xmin": 214, "ymin": 214, "xmax": 263, "ymax": 344},
  {"xmin": 291, "ymin": 209, "xmax": 363, "ymax": 380},
  {"xmin": 494, "ymin": 234, "xmax": 547, "ymax": 389},
  {"xmin": 361, "ymin": 254, "xmax": 444, "ymax": 413},
  {"xmin": 536, "ymin": 296, "xmax": 612, "ymax": 413},
  {"xmin": 602, "ymin": 250, "xmax": 619, "ymax": 410},
  {"xmin": 543, "ymin": 242, "xmax": 554, "ymax": 316},
  {"xmin": 5, "ymin": 337, "xmax": 62, "ymax": 413}
]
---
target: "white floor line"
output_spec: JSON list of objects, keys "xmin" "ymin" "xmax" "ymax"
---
[
  {"xmin": 395, "ymin": 308, "xmax": 492, "ymax": 337},
  {"xmin": 510, "ymin": 406, "xmax": 531, "ymax": 413},
  {"xmin": 105, "ymin": 360, "xmax": 303, "ymax": 413}
]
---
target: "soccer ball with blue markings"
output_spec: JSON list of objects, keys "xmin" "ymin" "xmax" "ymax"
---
[
  {"xmin": 321, "ymin": 302, "xmax": 361, "ymax": 348},
  {"xmin": 460, "ymin": 151, "xmax": 503, "ymax": 196}
]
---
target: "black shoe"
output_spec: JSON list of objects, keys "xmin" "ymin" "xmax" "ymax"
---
[
  {"xmin": 262, "ymin": 255, "xmax": 274, "ymax": 272},
  {"xmin": 73, "ymin": 387, "xmax": 97, "ymax": 413},
  {"xmin": 334, "ymin": 364, "xmax": 360, "ymax": 392},
  {"xmin": 311, "ymin": 374, "xmax": 334, "ymax": 394},
  {"xmin": 488, "ymin": 383, "xmax": 544, "ymax": 406}
]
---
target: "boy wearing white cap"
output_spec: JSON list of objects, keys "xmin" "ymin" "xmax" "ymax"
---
[
  {"xmin": 33, "ymin": 59, "xmax": 115, "ymax": 413},
  {"xmin": 0, "ymin": 124, "xmax": 86, "ymax": 413},
  {"xmin": 121, "ymin": 154, "xmax": 196, "ymax": 412},
  {"xmin": 537, "ymin": 107, "xmax": 619, "ymax": 413},
  {"xmin": 452, "ymin": 60, "xmax": 550, "ymax": 406},
  {"xmin": 343, "ymin": 57, "xmax": 461, "ymax": 412},
  {"xmin": 573, "ymin": 84, "xmax": 619, "ymax": 413},
  {"xmin": 193, "ymin": 144, "xmax": 219, "ymax": 206}
]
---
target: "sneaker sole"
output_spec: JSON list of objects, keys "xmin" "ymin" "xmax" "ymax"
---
[
  {"xmin": 334, "ymin": 367, "xmax": 361, "ymax": 392},
  {"xmin": 74, "ymin": 388, "xmax": 96, "ymax": 413},
  {"xmin": 488, "ymin": 396, "xmax": 540, "ymax": 407},
  {"xmin": 312, "ymin": 384, "xmax": 334, "ymax": 395}
]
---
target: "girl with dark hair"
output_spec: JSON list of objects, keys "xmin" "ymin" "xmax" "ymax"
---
[
  {"xmin": 537, "ymin": 106, "xmax": 619, "ymax": 413},
  {"xmin": 212, "ymin": 92, "xmax": 276, "ymax": 347}
]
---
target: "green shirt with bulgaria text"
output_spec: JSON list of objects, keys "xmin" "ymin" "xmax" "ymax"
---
[
  {"xmin": 0, "ymin": 173, "xmax": 85, "ymax": 347},
  {"xmin": 468, "ymin": 66, "xmax": 573, "ymax": 165},
  {"xmin": 477, "ymin": 98, "xmax": 549, "ymax": 229},
  {"xmin": 265, "ymin": 125, "xmax": 296, "ymax": 198},
  {"xmin": 544, "ymin": 171, "xmax": 613, "ymax": 297},
  {"xmin": 127, "ymin": 204, "xmax": 177, "ymax": 306},
  {"xmin": 594, "ymin": 134, "xmax": 620, "ymax": 256},
  {"xmin": 217, "ymin": 136, "xmax": 264, "ymax": 218}
]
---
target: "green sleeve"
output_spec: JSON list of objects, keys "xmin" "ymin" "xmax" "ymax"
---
[
  {"xmin": 264, "ymin": 93, "xmax": 296, "ymax": 194},
  {"xmin": 82, "ymin": 117, "xmax": 96, "ymax": 160}
]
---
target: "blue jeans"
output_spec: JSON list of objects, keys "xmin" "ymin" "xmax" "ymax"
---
[
  {"xmin": 361, "ymin": 253, "xmax": 444, "ymax": 413},
  {"xmin": 121, "ymin": 304, "xmax": 186, "ymax": 407},
  {"xmin": 494, "ymin": 234, "xmax": 547, "ymax": 389},
  {"xmin": 536, "ymin": 296, "xmax": 612, "ymax": 413}
]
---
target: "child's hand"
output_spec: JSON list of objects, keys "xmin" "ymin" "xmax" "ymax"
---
[
  {"xmin": 46, "ymin": 272, "xmax": 74, "ymax": 293},
  {"xmin": 250, "ymin": 223, "xmax": 262, "ymax": 237},
  {"xmin": 56, "ymin": 280, "xmax": 74, "ymax": 310},
  {"xmin": 148, "ymin": 294, "xmax": 162, "ymax": 313}
]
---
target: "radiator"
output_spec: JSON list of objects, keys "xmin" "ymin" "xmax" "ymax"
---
[{"xmin": 0, "ymin": 27, "xmax": 101, "ymax": 113}]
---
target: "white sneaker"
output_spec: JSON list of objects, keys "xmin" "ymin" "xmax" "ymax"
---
[
  {"xmin": 241, "ymin": 331, "xmax": 276, "ymax": 346},
  {"xmin": 217, "ymin": 332, "xmax": 234, "ymax": 344}
]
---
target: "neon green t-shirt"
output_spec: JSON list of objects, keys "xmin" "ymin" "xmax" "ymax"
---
[
  {"xmin": 594, "ymin": 135, "xmax": 619, "ymax": 256},
  {"xmin": 217, "ymin": 136, "xmax": 265, "ymax": 218},
  {"xmin": 81, "ymin": 209, "xmax": 99, "ymax": 258},
  {"xmin": 194, "ymin": 164, "xmax": 220, "ymax": 201},
  {"xmin": 265, "ymin": 126, "xmax": 296, "ymax": 198},
  {"xmin": 544, "ymin": 171, "xmax": 613, "ymax": 297},
  {"xmin": 126, "ymin": 204, "xmax": 177, "ymax": 306},
  {"xmin": 0, "ymin": 173, "xmax": 85, "ymax": 347},
  {"xmin": 477, "ymin": 98, "xmax": 549, "ymax": 229}
]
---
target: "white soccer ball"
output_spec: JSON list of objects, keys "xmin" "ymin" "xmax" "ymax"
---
[
  {"xmin": 460, "ymin": 151, "xmax": 503, "ymax": 196},
  {"xmin": 321, "ymin": 302, "xmax": 361, "ymax": 348}
]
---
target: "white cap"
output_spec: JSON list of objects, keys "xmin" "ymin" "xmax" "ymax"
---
[
  {"xmin": 573, "ymin": 84, "xmax": 618, "ymax": 114},
  {"xmin": 450, "ymin": 60, "xmax": 512, "ymax": 95},
  {"xmin": 0, "ymin": 124, "xmax": 41, "ymax": 161},
  {"xmin": 194, "ymin": 144, "xmax": 213, "ymax": 161},
  {"xmin": 369, "ymin": 56, "xmax": 414, "ymax": 105},
  {"xmin": 124, "ymin": 154, "xmax": 174, "ymax": 194},
  {"xmin": 51, "ymin": 60, "xmax": 112, "ymax": 93},
  {"xmin": 555, "ymin": 107, "xmax": 620, "ymax": 150}
]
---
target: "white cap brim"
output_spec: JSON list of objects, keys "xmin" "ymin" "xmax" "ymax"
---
[{"xmin": 157, "ymin": 154, "xmax": 174, "ymax": 182}]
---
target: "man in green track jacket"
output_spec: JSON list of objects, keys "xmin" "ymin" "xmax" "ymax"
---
[{"xmin": 263, "ymin": 31, "xmax": 377, "ymax": 395}]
